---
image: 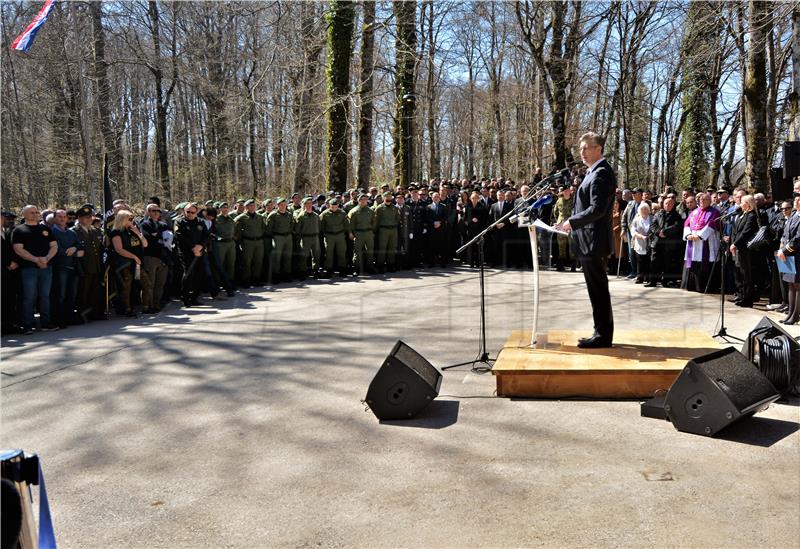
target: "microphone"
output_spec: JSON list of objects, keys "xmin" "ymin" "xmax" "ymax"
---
[{"xmin": 526, "ymin": 193, "xmax": 554, "ymax": 219}]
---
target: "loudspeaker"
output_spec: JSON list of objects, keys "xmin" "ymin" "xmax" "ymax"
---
[
  {"xmin": 365, "ymin": 340, "xmax": 442, "ymax": 420},
  {"xmin": 742, "ymin": 316, "xmax": 800, "ymax": 396},
  {"xmin": 770, "ymin": 167, "xmax": 792, "ymax": 202},
  {"xmin": 784, "ymin": 141, "xmax": 800, "ymax": 181},
  {"xmin": 664, "ymin": 347, "xmax": 780, "ymax": 436}
]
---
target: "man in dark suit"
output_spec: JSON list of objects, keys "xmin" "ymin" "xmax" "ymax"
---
[
  {"xmin": 489, "ymin": 189, "xmax": 514, "ymax": 267},
  {"xmin": 426, "ymin": 192, "xmax": 450, "ymax": 267},
  {"xmin": 559, "ymin": 132, "xmax": 616, "ymax": 348}
]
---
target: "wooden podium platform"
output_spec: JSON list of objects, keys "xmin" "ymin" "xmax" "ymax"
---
[{"xmin": 492, "ymin": 330, "xmax": 723, "ymax": 399}]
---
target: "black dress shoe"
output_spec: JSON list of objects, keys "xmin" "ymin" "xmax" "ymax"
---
[{"xmin": 577, "ymin": 336, "xmax": 613, "ymax": 349}]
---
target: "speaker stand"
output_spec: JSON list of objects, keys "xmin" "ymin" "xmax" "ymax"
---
[{"xmin": 443, "ymin": 237, "xmax": 495, "ymax": 373}]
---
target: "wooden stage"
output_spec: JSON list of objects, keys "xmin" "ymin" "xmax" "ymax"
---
[{"xmin": 491, "ymin": 330, "xmax": 724, "ymax": 399}]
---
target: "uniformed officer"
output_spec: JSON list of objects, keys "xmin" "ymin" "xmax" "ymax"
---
[
  {"xmin": 288, "ymin": 192, "xmax": 303, "ymax": 214},
  {"xmin": 213, "ymin": 201, "xmax": 237, "ymax": 284},
  {"xmin": 342, "ymin": 189, "xmax": 360, "ymax": 213},
  {"xmin": 71, "ymin": 204, "xmax": 105, "ymax": 320},
  {"xmin": 260, "ymin": 198, "xmax": 275, "ymax": 284},
  {"xmin": 174, "ymin": 203, "xmax": 211, "ymax": 306},
  {"xmin": 319, "ymin": 198, "xmax": 352, "ymax": 277},
  {"xmin": 294, "ymin": 197, "xmax": 322, "ymax": 279},
  {"xmin": 266, "ymin": 198, "xmax": 294, "ymax": 283},
  {"xmin": 234, "ymin": 199, "xmax": 265, "ymax": 287},
  {"xmin": 374, "ymin": 191, "xmax": 400, "ymax": 272},
  {"xmin": 552, "ymin": 185, "xmax": 575, "ymax": 271},
  {"xmin": 407, "ymin": 188, "xmax": 428, "ymax": 268},
  {"xmin": 396, "ymin": 192, "xmax": 413, "ymax": 269},
  {"xmin": 348, "ymin": 193, "xmax": 376, "ymax": 275}
]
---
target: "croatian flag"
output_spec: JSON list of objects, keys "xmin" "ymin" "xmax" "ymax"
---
[{"xmin": 11, "ymin": 0, "xmax": 56, "ymax": 53}]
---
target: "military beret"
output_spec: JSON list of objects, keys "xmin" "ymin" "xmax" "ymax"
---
[
  {"xmin": 218, "ymin": 201, "xmax": 229, "ymax": 208},
  {"xmin": 263, "ymin": 198, "xmax": 273, "ymax": 206},
  {"xmin": 357, "ymin": 193, "xmax": 368, "ymax": 200},
  {"xmin": 291, "ymin": 192, "xmax": 300, "ymax": 198},
  {"xmin": 1, "ymin": 210, "xmax": 17, "ymax": 218},
  {"xmin": 76, "ymin": 205, "xmax": 94, "ymax": 217},
  {"xmin": 244, "ymin": 199, "xmax": 255, "ymax": 206},
  {"xmin": 275, "ymin": 197, "xmax": 286, "ymax": 204},
  {"xmin": 328, "ymin": 198, "xmax": 338, "ymax": 205},
  {"xmin": 236, "ymin": 198, "xmax": 246, "ymax": 204},
  {"xmin": 175, "ymin": 202, "xmax": 187, "ymax": 211},
  {"xmin": 205, "ymin": 200, "xmax": 215, "ymax": 207},
  {"xmin": 382, "ymin": 191, "xmax": 392, "ymax": 198},
  {"xmin": 301, "ymin": 197, "xmax": 312, "ymax": 204}
]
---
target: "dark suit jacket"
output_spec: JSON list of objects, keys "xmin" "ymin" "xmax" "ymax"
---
[
  {"xmin": 426, "ymin": 202, "xmax": 449, "ymax": 229},
  {"xmin": 731, "ymin": 210, "xmax": 758, "ymax": 249},
  {"xmin": 489, "ymin": 201, "xmax": 514, "ymax": 231},
  {"xmin": 568, "ymin": 158, "xmax": 616, "ymax": 258}
]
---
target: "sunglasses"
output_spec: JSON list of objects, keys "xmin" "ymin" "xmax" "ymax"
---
[
  {"xmin": 150, "ymin": 209, "xmax": 161, "ymax": 213},
  {"xmin": 781, "ymin": 207, "xmax": 792, "ymax": 211},
  {"xmin": 185, "ymin": 210, "xmax": 198, "ymax": 215}
]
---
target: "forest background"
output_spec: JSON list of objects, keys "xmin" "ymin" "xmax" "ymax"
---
[{"xmin": 1, "ymin": 0, "xmax": 798, "ymax": 208}]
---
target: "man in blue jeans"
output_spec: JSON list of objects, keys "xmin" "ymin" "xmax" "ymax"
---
[{"xmin": 11, "ymin": 205, "xmax": 59, "ymax": 334}]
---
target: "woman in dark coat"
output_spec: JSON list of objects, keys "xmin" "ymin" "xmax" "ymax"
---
[
  {"xmin": 729, "ymin": 195, "xmax": 759, "ymax": 308},
  {"xmin": 777, "ymin": 195, "xmax": 800, "ymax": 324},
  {"xmin": 463, "ymin": 191, "xmax": 489, "ymax": 267}
]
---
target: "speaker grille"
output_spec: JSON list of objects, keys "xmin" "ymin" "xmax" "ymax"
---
[
  {"xmin": 693, "ymin": 349, "xmax": 777, "ymax": 411},
  {"xmin": 393, "ymin": 341, "xmax": 440, "ymax": 389}
]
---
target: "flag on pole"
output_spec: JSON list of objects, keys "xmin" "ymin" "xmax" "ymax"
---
[{"xmin": 11, "ymin": 0, "xmax": 56, "ymax": 53}]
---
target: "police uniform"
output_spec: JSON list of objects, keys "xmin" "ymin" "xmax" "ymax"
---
[
  {"xmin": 319, "ymin": 199, "xmax": 351, "ymax": 274},
  {"xmin": 214, "ymin": 204, "xmax": 237, "ymax": 283},
  {"xmin": 348, "ymin": 197, "xmax": 376, "ymax": 274},
  {"xmin": 71, "ymin": 205, "xmax": 105, "ymax": 320},
  {"xmin": 266, "ymin": 198, "xmax": 295, "ymax": 282},
  {"xmin": 293, "ymin": 199, "xmax": 322, "ymax": 277},
  {"xmin": 234, "ymin": 199, "xmax": 265, "ymax": 286},
  {"xmin": 174, "ymin": 212, "xmax": 210, "ymax": 305},
  {"xmin": 373, "ymin": 192, "xmax": 400, "ymax": 271}
]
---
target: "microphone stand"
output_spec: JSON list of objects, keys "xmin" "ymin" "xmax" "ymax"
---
[
  {"xmin": 703, "ymin": 208, "xmax": 743, "ymax": 343},
  {"xmin": 443, "ymin": 183, "xmax": 554, "ymax": 372}
]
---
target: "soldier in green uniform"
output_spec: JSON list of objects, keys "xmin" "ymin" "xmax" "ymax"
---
[
  {"xmin": 288, "ymin": 192, "xmax": 303, "ymax": 214},
  {"xmin": 72, "ymin": 204, "xmax": 105, "ymax": 320},
  {"xmin": 259, "ymin": 198, "xmax": 275, "ymax": 284},
  {"xmin": 348, "ymin": 193, "xmax": 376, "ymax": 275},
  {"xmin": 342, "ymin": 189, "xmax": 360, "ymax": 213},
  {"xmin": 266, "ymin": 198, "xmax": 294, "ymax": 283},
  {"xmin": 374, "ymin": 191, "xmax": 401, "ymax": 272},
  {"xmin": 235, "ymin": 199, "xmax": 265, "ymax": 287},
  {"xmin": 293, "ymin": 197, "xmax": 321, "ymax": 279},
  {"xmin": 319, "ymin": 198, "xmax": 352, "ymax": 277},
  {"xmin": 552, "ymin": 184, "xmax": 576, "ymax": 271},
  {"xmin": 214, "ymin": 201, "xmax": 237, "ymax": 284}
]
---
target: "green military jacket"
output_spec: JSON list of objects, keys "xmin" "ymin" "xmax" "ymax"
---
[
  {"xmin": 348, "ymin": 205, "xmax": 376, "ymax": 232},
  {"xmin": 71, "ymin": 223, "xmax": 104, "ymax": 274},
  {"xmin": 294, "ymin": 210, "xmax": 320, "ymax": 236},
  {"xmin": 552, "ymin": 197, "xmax": 575, "ymax": 225},
  {"xmin": 373, "ymin": 203, "xmax": 400, "ymax": 229},
  {"xmin": 319, "ymin": 209, "xmax": 350, "ymax": 234},
  {"xmin": 266, "ymin": 210, "xmax": 295, "ymax": 236},
  {"xmin": 235, "ymin": 212, "xmax": 266, "ymax": 240},
  {"xmin": 215, "ymin": 214, "xmax": 236, "ymax": 241},
  {"xmin": 342, "ymin": 200, "xmax": 358, "ymax": 214}
]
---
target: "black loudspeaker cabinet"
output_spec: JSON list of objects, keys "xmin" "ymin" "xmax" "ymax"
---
[
  {"xmin": 365, "ymin": 340, "xmax": 442, "ymax": 420},
  {"xmin": 770, "ymin": 167, "xmax": 792, "ymax": 202},
  {"xmin": 784, "ymin": 141, "xmax": 800, "ymax": 181},
  {"xmin": 664, "ymin": 347, "xmax": 780, "ymax": 436}
]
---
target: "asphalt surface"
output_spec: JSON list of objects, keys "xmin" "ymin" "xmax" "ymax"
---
[{"xmin": 2, "ymin": 266, "xmax": 799, "ymax": 548}]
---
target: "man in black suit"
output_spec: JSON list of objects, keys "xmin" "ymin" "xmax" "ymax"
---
[
  {"xmin": 489, "ymin": 189, "xmax": 514, "ymax": 267},
  {"xmin": 558, "ymin": 132, "xmax": 616, "ymax": 348},
  {"xmin": 427, "ymin": 192, "xmax": 450, "ymax": 267}
]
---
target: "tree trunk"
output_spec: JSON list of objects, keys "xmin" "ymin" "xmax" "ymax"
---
[
  {"xmin": 294, "ymin": 2, "xmax": 322, "ymax": 193},
  {"xmin": 791, "ymin": 5, "xmax": 800, "ymax": 140},
  {"xmin": 148, "ymin": 0, "xmax": 172, "ymax": 198},
  {"xmin": 743, "ymin": 0, "xmax": 771, "ymax": 192},
  {"xmin": 393, "ymin": 0, "xmax": 416, "ymax": 186},
  {"xmin": 90, "ymin": 1, "xmax": 124, "ymax": 188},
  {"xmin": 357, "ymin": 0, "xmax": 376, "ymax": 188},
  {"xmin": 326, "ymin": 0, "xmax": 355, "ymax": 192}
]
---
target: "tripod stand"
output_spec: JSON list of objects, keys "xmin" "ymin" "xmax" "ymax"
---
[
  {"xmin": 702, "ymin": 211, "xmax": 743, "ymax": 343},
  {"xmin": 442, "ymin": 236, "xmax": 494, "ymax": 372}
]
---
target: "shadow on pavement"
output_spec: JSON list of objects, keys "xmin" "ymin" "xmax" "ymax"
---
[{"xmin": 378, "ymin": 399, "xmax": 460, "ymax": 430}]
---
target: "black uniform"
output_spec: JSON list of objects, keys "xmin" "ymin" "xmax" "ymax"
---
[
  {"xmin": 426, "ymin": 201, "xmax": 450, "ymax": 267},
  {"xmin": 1, "ymin": 225, "xmax": 19, "ymax": 333},
  {"xmin": 731, "ymin": 210, "xmax": 758, "ymax": 306},
  {"xmin": 408, "ymin": 199, "xmax": 428, "ymax": 268},
  {"xmin": 174, "ymin": 217, "xmax": 211, "ymax": 305}
]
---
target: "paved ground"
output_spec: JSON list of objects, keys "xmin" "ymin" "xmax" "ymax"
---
[{"xmin": 2, "ymin": 267, "xmax": 799, "ymax": 548}]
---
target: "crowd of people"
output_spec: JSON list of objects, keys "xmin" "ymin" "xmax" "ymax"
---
[{"xmin": 2, "ymin": 168, "xmax": 800, "ymax": 336}]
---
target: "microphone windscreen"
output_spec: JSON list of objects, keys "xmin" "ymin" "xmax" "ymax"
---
[{"xmin": 532, "ymin": 194, "xmax": 554, "ymax": 208}]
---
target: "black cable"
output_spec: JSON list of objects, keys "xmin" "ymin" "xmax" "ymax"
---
[{"xmin": 758, "ymin": 335, "xmax": 793, "ymax": 393}]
